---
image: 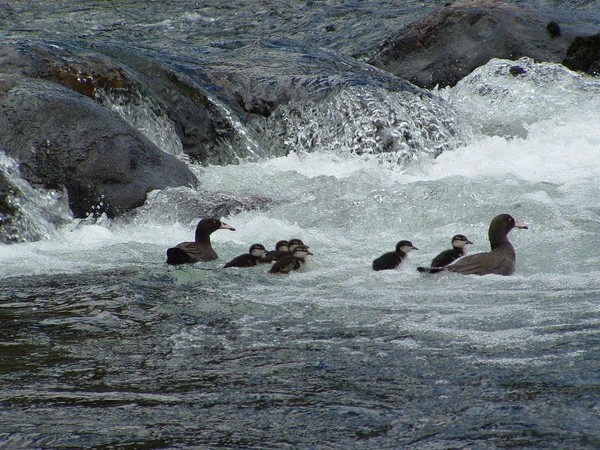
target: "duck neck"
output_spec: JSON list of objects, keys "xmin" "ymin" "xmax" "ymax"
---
[
  {"xmin": 195, "ymin": 231, "xmax": 212, "ymax": 244},
  {"xmin": 490, "ymin": 241, "xmax": 504, "ymax": 250},
  {"xmin": 453, "ymin": 246, "xmax": 466, "ymax": 256},
  {"xmin": 489, "ymin": 229, "xmax": 509, "ymax": 250},
  {"xmin": 490, "ymin": 238, "xmax": 515, "ymax": 258}
]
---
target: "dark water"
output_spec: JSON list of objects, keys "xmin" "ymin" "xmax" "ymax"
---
[
  {"xmin": 2, "ymin": 1, "xmax": 600, "ymax": 448},
  {"xmin": 2, "ymin": 268, "xmax": 599, "ymax": 448},
  {"xmin": 3, "ymin": 0, "xmax": 599, "ymax": 60},
  {"xmin": 2, "ymin": 1, "xmax": 438, "ymax": 59}
]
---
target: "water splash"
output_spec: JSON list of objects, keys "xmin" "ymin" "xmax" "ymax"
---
[
  {"xmin": 204, "ymin": 92, "xmax": 265, "ymax": 162},
  {"xmin": 439, "ymin": 57, "xmax": 600, "ymax": 138},
  {"xmin": 251, "ymin": 86, "xmax": 468, "ymax": 166},
  {"xmin": 0, "ymin": 151, "xmax": 72, "ymax": 244},
  {"xmin": 125, "ymin": 186, "xmax": 273, "ymax": 227}
]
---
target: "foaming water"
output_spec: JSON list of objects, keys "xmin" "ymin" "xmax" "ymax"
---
[
  {"xmin": 439, "ymin": 57, "xmax": 600, "ymax": 138},
  {"xmin": 420, "ymin": 118, "xmax": 600, "ymax": 183},
  {"xmin": 253, "ymin": 86, "xmax": 467, "ymax": 164},
  {"xmin": 3, "ymin": 98, "xmax": 599, "ymax": 278},
  {"xmin": 3, "ymin": 58, "xmax": 599, "ymax": 326}
]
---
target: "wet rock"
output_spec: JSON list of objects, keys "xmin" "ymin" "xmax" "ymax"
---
[
  {"xmin": 0, "ymin": 40, "xmax": 239, "ymax": 164},
  {"xmin": 368, "ymin": 0, "xmax": 573, "ymax": 89},
  {"xmin": 0, "ymin": 40, "xmax": 130, "ymax": 100},
  {"xmin": 546, "ymin": 21, "xmax": 561, "ymax": 39},
  {"xmin": 563, "ymin": 33, "xmax": 600, "ymax": 76},
  {"xmin": 199, "ymin": 39, "xmax": 419, "ymax": 118},
  {"xmin": 0, "ymin": 74, "xmax": 198, "ymax": 218},
  {"xmin": 87, "ymin": 44, "xmax": 244, "ymax": 164},
  {"xmin": 0, "ymin": 39, "xmax": 423, "ymax": 165},
  {"xmin": 103, "ymin": 40, "xmax": 422, "ymax": 164}
]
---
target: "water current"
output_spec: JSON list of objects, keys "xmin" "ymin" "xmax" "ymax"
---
[{"xmin": 1, "ymin": 1, "xmax": 600, "ymax": 448}]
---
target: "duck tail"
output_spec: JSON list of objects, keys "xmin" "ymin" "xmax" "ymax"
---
[{"xmin": 166, "ymin": 247, "xmax": 192, "ymax": 265}]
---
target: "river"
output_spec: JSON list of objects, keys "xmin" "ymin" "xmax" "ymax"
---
[{"xmin": 1, "ymin": 1, "xmax": 600, "ymax": 448}]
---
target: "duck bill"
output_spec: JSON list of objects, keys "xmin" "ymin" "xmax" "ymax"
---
[
  {"xmin": 514, "ymin": 220, "xmax": 528, "ymax": 230},
  {"xmin": 466, "ymin": 240, "xmax": 474, "ymax": 244},
  {"xmin": 220, "ymin": 222, "xmax": 236, "ymax": 231}
]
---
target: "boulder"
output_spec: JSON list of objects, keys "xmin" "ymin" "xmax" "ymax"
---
[
  {"xmin": 0, "ymin": 74, "xmax": 198, "ymax": 218},
  {"xmin": 368, "ymin": 0, "xmax": 573, "ymax": 88},
  {"xmin": 84, "ymin": 45, "xmax": 243, "ymax": 163},
  {"xmin": 0, "ymin": 40, "xmax": 239, "ymax": 164}
]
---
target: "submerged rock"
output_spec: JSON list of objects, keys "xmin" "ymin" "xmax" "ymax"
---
[
  {"xmin": 368, "ymin": 0, "xmax": 573, "ymax": 89},
  {"xmin": 0, "ymin": 74, "xmax": 198, "ymax": 219},
  {"xmin": 252, "ymin": 85, "xmax": 467, "ymax": 165},
  {"xmin": 194, "ymin": 39, "xmax": 420, "ymax": 117},
  {"xmin": 0, "ymin": 39, "xmax": 422, "ymax": 165}
]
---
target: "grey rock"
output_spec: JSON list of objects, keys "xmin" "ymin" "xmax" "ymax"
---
[
  {"xmin": 0, "ymin": 74, "xmax": 198, "ymax": 218},
  {"xmin": 368, "ymin": 0, "xmax": 573, "ymax": 89}
]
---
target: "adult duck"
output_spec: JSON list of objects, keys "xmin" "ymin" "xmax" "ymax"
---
[{"xmin": 166, "ymin": 218, "xmax": 235, "ymax": 265}]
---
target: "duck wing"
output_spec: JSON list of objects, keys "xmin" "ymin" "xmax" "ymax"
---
[
  {"xmin": 431, "ymin": 248, "xmax": 462, "ymax": 268},
  {"xmin": 269, "ymin": 256, "xmax": 302, "ymax": 274},
  {"xmin": 446, "ymin": 251, "xmax": 514, "ymax": 276},
  {"xmin": 372, "ymin": 251, "xmax": 401, "ymax": 271},
  {"xmin": 261, "ymin": 250, "xmax": 289, "ymax": 263},
  {"xmin": 224, "ymin": 254, "xmax": 255, "ymax": 268},
  {"xmin": 166, "ymin": 242, "xmax": 218, "ymax": 265}
]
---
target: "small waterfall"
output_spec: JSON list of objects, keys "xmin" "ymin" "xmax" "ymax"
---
[
  {"xmin": 0, "ymin": 152, "xmax": 72, "ymax": 244},
  {"xmin": 95, "ymin": 83, "xmax": 267, "ymax": 164},
  {"xmin": 90, "ymin": 67, "xmax": 468, "ymax": 168},
  {"xmin": 203, "ymin": 92, "xmax": 265, "ymax": 162},
  {"xmin": 250, "ymin": 85, "xmax": 468, "ymax": 166},
  {"xmin": 94, "ymin": 86, "xmax": 187, "ymax": 159}
]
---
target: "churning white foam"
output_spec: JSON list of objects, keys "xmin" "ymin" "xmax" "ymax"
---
[
  {"xmin": 415, "ymin": 113, "xmax": 600, "ymax": 184},
  {"xmin": 2, "ymin": 58, "xmax": 599, "ymax": 285}
]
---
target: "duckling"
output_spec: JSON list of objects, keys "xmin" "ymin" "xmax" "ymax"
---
[
  {"xmin": 260, "ymin": 240, "xmax": 290, "ymax": 263},
  {"xmin": 427, "ymin": 234, "xmax": 473, "ymax": 271},
  {"xmin": 372, "ymin": 240, "xmax": 418, "ymax": 271},
  {"xmin": 224, "ymin": 243, "xmax": 268, "ymax": 268},
  {"xmin": 269, "ymin": 244, "xmax": 313, "ymax": 274}
]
